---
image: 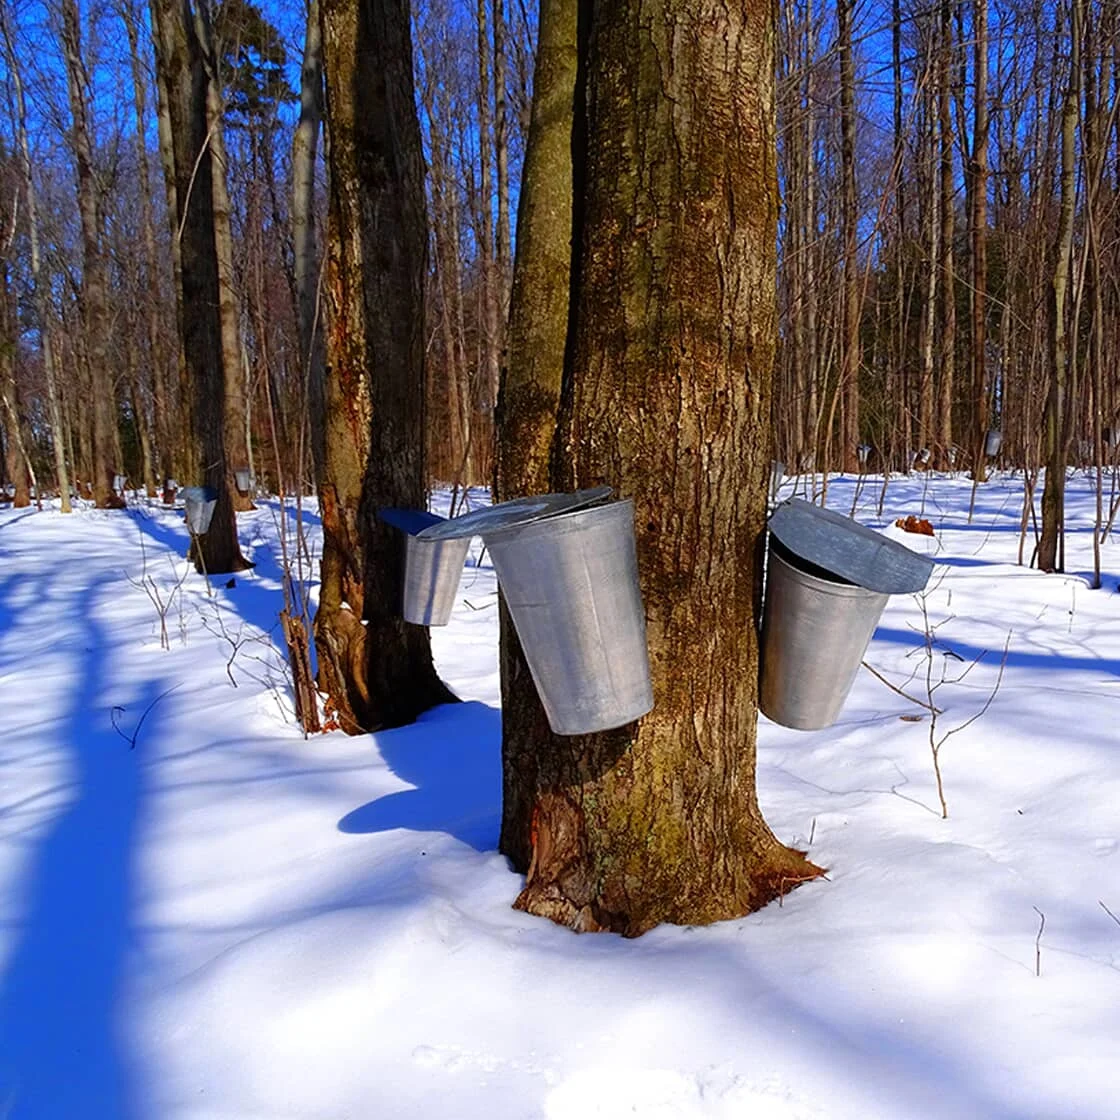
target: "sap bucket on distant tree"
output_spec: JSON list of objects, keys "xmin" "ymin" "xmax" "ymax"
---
[
  {"xmin": 181, "ymin": 486, "xmax": 219, "ymax": 535},
  {"xmin": 378, "ymin": 508, "xmax": 470, "ymax": 626},
  {"xmin": 234, "ymin": 467, "xmax": 252, "ymax": 494},
  {"xmin": 760, "ymin": 499, "xmax": 934, "ymax": 730},
  {"xmin": 984, "ymin": 429, "xmax": 1003, "ymax": 458},
  {"xmin": 419, "ymin": 487, "xmax": 653, "ymax": 735}
]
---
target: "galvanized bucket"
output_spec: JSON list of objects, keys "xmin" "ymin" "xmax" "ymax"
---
[
  {"xmin": 379, "ymin": 508, "xmax": 469, "ymax": 626},
  {"xmin": 760, "ymin": 543, "xmax": 888, "ymax": 730},
  {"xmin": 484, "ymin": 499, "xmax": 653, "ymax": 736},
  {"xmin": 985, "ymin": 430, "xmax": 1003, "ymax": 457},
  {"xmin": 760, "ymin": 500, "xmax": 934, "ymax": 730},
  {"xmin": 182, "ymin": 486, "xmax": 218, "ymax": 535},
  {"xmin": 234, "ymin": 468, "xmax": 252, "ymax": 493}
]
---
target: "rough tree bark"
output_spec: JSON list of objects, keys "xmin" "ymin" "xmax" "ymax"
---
[
  {"xmin": 315, "ymin": 0, "xmax": 455, "ymax": 733},
  {"xmin": 192, "ymin": 2, "xmax": 253, "ymax": 511},
  {"xmin": 150, "ymin": 0, "xmax": 250, "ymax": 574},
  {"xmin": 502, "ymin": 0, "xmax": 821, "ymax": 935}
]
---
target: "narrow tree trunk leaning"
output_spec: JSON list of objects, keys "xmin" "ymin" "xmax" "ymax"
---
[
  {"xmin": 61, "ymin": 0, "xmax": 122, "ymax": 510},
  {"xmin": 150, "ymin": 0, "xmax": 250, "ymax": 574},
  {"xmin": 502, "ymin": 0, "xmax": 822, "ymax": 935},
  {"xmin": 292, "ymin": 0, "xmax": 325, "ymax": 479},
  {"xmin": 494, "ymin": 0, "xmax": 579, "ymax": 872},
  {"xmin": 315, "ymin": 0, "xmax": 456, "ymax": 733}
]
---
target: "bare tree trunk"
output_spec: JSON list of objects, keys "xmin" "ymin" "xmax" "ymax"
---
[
  {"xmin": 476, "ymin": 0, "xmax": 499, "ymax": 469},
  {"xmin": 493, "ymin": 0, "xmax": 512, "ymax": 319},
  {"xmin": 969, "ymin": 0, "xmax": 990, "ymax": 485},
  {"xmin": 936, "ymin": 0, "xmax": 955, "ymax": 467},
  {"xmin": 838, "ymin": 0, "xmax": 860, "ymax": 472},
  {"xmin": 505, "ymin": 0, "xmax": 821, "ymax": 934},
  {"xmin": 123, "ymin": 0, "xmax": 174, "ymax": 485},
  {"xmin": 1039, "ymin": 0, "xmax": 1079, "ymax": 572},
  {"xmin": 293, "ymin": 0, "xmax": 325, "ymax": 479},
  {"xmin": 0, "ymin": 264, "xmax": 31, "ymax": 507},
  {"xmin": 150, "ymin": 0, "xmax": 250, "ymax": 574},
  {"xmin": 61, "ymin": 0, "xmax": 122, "ymax": 510},
  {"xmin": 193, "ymin": 2, "xmax": 253, "ymax": 511},
  {"xmin": 315, "ymin": 0, "xmax": 456, "ymax": 732},
  {"xmin": 494, "ymin": 0, "xmax": 578, "ymax": 871},
  {"xmin": 0, "ymin": 1, "xmax": 71, "ymax": 510}
]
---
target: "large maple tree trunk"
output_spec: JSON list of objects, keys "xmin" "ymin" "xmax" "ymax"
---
[
  {"xmin": 502, "ymin": 0, "xmax": 820, "ymax": 936},
  {"xmin": 315, "ymin": 0, "xmax": 454, "ymax": 733}
]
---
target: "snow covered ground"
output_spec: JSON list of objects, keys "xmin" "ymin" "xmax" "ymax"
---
[{"xmin": 1, "ymin": 471, "xmax": 1118, "ymax": 1119}]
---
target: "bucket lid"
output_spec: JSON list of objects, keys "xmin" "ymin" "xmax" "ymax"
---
[
  {"xmin": 378, "ymin": 508, "xmax": 446, "ymax": 536},
  {"xmin": 417, "ymin": 486, "xmax": 613, "ymax": 542},
  {"xmin": 768, "ymin": 498, "xmax": 934, "ymax": 594}
]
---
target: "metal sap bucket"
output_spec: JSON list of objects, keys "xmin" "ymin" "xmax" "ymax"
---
[
  {"xmin": 234, "ymin": 467, "xmax": 252, "ymax": 493},
  {"xmin": 378, "ymin": 508, "xmax": 469, "ymax": 626},
  {"xmin": 857, "ymin": 444, "xmax": 871, "ymax": 467},
  {"xmin": 459, "ymin": 496, "xmax": 651, "ymax": 735},
  {"xmin": 760, "ymin": 499, "xmax": 934, "ymax": 730},
  {"xmin": 113, "ymin": 473, "xmax": 126, "ymax": 493},
  {"xmin": 985, "ymin": 429, "xmax": 1003, "ymax": 457},
  {"xmin": 181, "ymin": 486, "xmax": 218, "ymax": 535}
]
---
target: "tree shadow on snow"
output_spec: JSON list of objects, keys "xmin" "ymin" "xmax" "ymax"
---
[
  {"xmin": 0, "ymin": 580, "xmax": 162, "ymax": 1120},
  {"xmin": 338, "ymin": 701, "xmax": 502, "ymax": 853}
]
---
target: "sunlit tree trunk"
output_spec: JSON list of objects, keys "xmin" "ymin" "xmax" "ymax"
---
[
  {"xmin": 503, "ymin": 0, "xmax": 821, "ymax": 934},
  {"xmin": 150, "ymin": 0, "xmax": 250, "ymax": 573},
  {"xmin": 494, "ymin": 0, "xmax": 578, "ymax": 870},
  {"xmin": 315, "ymin": 0, "xmax": 455, "ymax": 732},
  {"xmin": 293, "ymin": 0, "xmax": 325, "ymax": 479}
]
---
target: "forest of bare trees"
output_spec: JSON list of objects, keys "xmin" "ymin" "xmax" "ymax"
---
[{"xmin": 1, "ymin": 0, "xmax": 1118, "ymax": 571}]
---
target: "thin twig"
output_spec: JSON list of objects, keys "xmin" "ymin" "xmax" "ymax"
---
[
  {"xmin": 1033, "ymin": 907, "xmax": 1046, "ymax": 977},
  {"xmin": 861, "ymin": 660, "xmax": 943, "ymax": 714},
  {"xmin": 1100, "ymin": 900, "xmax": 1120, "ymax": 928},
  {"xmin": 111, "ymin": 684, "xmax": 181, "ymax": 750}
]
